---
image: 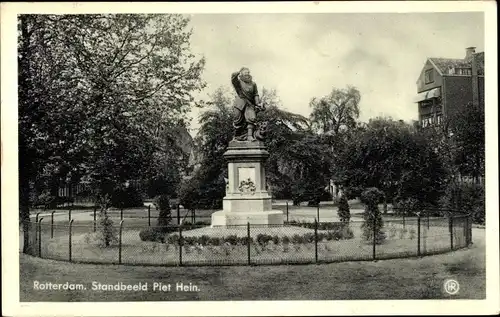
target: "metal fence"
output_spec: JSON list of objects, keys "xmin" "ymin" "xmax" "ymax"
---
[{"xmin": 22, "ymin": 214, "xmax": 472, "ymax": 267}]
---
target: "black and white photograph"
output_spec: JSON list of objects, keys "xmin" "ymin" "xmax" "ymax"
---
[{"xmin": 1, "ymin": 1, "xmax": 498, "ymax": 316}]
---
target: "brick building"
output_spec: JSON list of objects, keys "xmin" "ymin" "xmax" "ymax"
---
[{"xmin": 414, "ymin": 47, "xmax": 485, "ymax": 128}]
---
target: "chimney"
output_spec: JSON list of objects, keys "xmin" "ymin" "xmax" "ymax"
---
[
  {"xmin": 471, "ymin": 51, "xmax": 479, "ymax": 107},
  {"xmin": 465, "ymin": 46, "xmax": 476, "ymax": 60}
]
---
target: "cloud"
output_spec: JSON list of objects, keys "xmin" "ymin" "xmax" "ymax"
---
[{"xmin": 186, "ymin": 12, "xmax": 484, "ymax": 135}]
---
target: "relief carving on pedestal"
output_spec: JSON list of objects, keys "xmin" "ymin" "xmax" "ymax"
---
[{"xmin": 238, "ymin": 178, "xmax": 256, "ymax": 195}]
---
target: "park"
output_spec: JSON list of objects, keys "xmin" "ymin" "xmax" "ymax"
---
[{"xmin": 17, "ymin": 13, "xmax": 485, "ymax": 302}]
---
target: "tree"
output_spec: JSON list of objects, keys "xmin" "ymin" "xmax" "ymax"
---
[
  {"xmin": 449, "ymin": 101, "xmax": 485, "ymax": 184},
  {"xmin": 18, "ymin": 14, "xmax": 205, "ymax": 250},
  {"xmin": 337, "ymin": 194, "xmax": 351, "ymax": 223},
  {"xmin": 333, "ymin": 118, "xmax": 448, "ymax": 208},
  {"xmin": 178, "ymin": 87, "xmax": 233, "ymax": 209},
  {"xmin": 309, "ymin": 86, "xmax": 361, "ymax": 135}
]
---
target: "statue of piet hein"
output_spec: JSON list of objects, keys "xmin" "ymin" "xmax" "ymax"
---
[{"xmin": 231, "ymin": 67, "xmax": 266, "ymax": 142}]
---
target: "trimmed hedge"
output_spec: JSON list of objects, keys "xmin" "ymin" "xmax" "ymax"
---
[{"xmin": 161, "ymin": 229, "xmax": 354, "ymax": 247}]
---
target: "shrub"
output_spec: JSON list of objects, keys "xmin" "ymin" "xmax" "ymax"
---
[
  {"xmin": 440, "ymin": 182, "xmax": 485, "ymax": 224},
  {"xmin": 303, "ymin": 233, "xmax": 315, "ymax": 243},
  {"xmin": 110, "ymin": 187, "xmax": 144, "ymax": 208},
  {"xmin": 393, "ymin": 197, "xmax": 420, "ymax": 216},
  {"xmin": 256, "ymin": 234, "xmax": 273, "ymax": 246},
  {"xmin": 155, "ymin": 194, "xmax": 172, "ymax": 233},
  {"xmin": 199, "ymin": 235, "xmax": 210, "ymax": 246},
  {"xmin": 282, "ymin": 236, "xmax": 290, "ymax": 244},
  {"xmin": 139, "ymin": 228, "xmax": 159, "ymax": 242},
  {"xmin": 166, "ymin": 234, "xmax": 179, "ymax": 245},
  {"xmin": 340, "ymin": 226, "xmax": 354, "ymax": 239},
  {"xmin": 291, "ymin": 234, "xmax": 304, "ymax": 244},
  {"xmin": 360, "ymin": 187, "xmax": 386, "ymax": 244},
  {"xmin": 139, "ymin": 227, "xmax": 168, "ymax": 243},
  {"xmin": 317, "ymin": 232, "xmax": 326, "ymax": 242},
  {"xmin": 177, "ymin": 170, "xmax": 225, "ymax": 210},
  {"xmin": 97, "ymin": 212, "xmax": 118, "ymax": 247},
  {"xmin": 224, "ymin": 235, "xmax": 239, "ymax": 246},
  {"xmin": 240, "ymin": 236, "xmax": 254, "ymax": 245},
  {"xmin": 208, "ymin": 237, "xmax": 221, "ymax": 246},
  {"xmin": 272, "ymin": 235, "xmax": 280, "ymax": 245},
  {"xmin": 337, "ymin": 195, "xmax": 351, "ymax": 223}
]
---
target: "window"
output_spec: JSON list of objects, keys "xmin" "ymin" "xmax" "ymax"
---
[
  {"xmin": 424, "ymin": 69, "xmax": 434, "ymax": 84},
  {"xmin": 421, "ymin": 116, "xmax": 433, "ymax": 128},
  {"xmin": 435, "ymin": 113, "xmax": 443, "ymax": 125},
  {"xmin": 455, "ymin": 68, "xmax": 472, "ymax": 75}
]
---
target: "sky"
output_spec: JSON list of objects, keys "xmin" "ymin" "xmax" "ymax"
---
[{"xmin": 183, "ymin": 12, "xmax": 484, "ymax": 136}]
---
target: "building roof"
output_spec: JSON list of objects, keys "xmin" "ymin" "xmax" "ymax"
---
[{"xmin": 428, "ymin": 52, "xmax": 485, "ymax": 76}]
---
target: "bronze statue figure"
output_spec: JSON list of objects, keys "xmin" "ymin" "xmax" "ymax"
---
[{"xmin": 231, "ymin": 67, "xmax": 266, "ymax": 141}]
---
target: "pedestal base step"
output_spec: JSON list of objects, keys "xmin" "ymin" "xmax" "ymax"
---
[{"xmin": 211, "ymin": 210, "xmax": 284, "ymax": 227}]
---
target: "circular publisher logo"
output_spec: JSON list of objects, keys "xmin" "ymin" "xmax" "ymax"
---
[{"xmin": 444, "ymin": 279, "xmax": 460, "ymax": 295}]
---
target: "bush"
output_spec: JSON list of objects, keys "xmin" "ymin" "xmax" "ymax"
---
[
  {"xmin": 256, "ymin": 234, "xmax": 274, "ymax": 246},
  {"xmin": 166, "ymin": 234, "xmax": 179, "ymax": 245},
  {"xmin": 393, "ymin": 197, "xmax": 420, "ymax": 216},
  {"xmin": 291, "ymin": 234, "xmax": 304, "ymax": 244},
  {"xmin": 440, "ymin": 182, "xmax": 485, "ymax": 224},
  {"xmin": 139, "ymin": 227, "xmax": 169, "ymax": 243},
  {"xmin": 223, "ymin": 235, "xmax": 239, "ymax": 246},
  {"xmin": 155, "ymin": 194, "xmax": 172, "ymax": 233},
  {"xmin": 337, "ymin": 195, "xmax": 351, "ymax": 223},
  {"xmin": 139, "ymin": 228, "xmax": 161, "ymax": 242},
  {"xmin": 110, "ymin": 187, "xmax": 144, "ymax": 208},
  {"xmin": 97, "ymin": 212, "xmax": 118, "ymax": 247},
  {"xmin": 360, "ymin": 187, "xmax": 386, "ymax": 244},
  {"xmin": 177, "ymin": 168, "xmax": 225, "ymax": 210}
]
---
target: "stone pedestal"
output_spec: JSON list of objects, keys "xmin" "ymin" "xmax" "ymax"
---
[{"xmin": 211, "ymin": 140, "xmax": 284, "ymax": 226}]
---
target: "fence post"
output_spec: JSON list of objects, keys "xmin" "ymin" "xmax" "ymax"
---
[
  {"xmin": 177, "ymin": 204, "xmax": 181, "ymax": 225},
  {"xmin": 69, "ymin": 219, "xmax": 74, "ymax": 262},
  {"xmin": 119, "ymin": 220, "xmax": 124, "ymax": 264},
  {"xmin": 317, "ymin": 205, "xmax": 320, "ymax": 223},
  {"xmin": 314, "ymin": 218, "xmax": 318, "ymax": 263},
  {"xmin": 372, "ymin": 215, "xmax": 376, "ymax": 261},
  {"xmin": 464, "ymin": 216, "xmax": 469, "ymax": 246},
  {"xmin": 35, "ymin": 212, "xmax": 41, "ymax": 224},
  {"xmin": 93, "ymin": 206, "xmax": 97, "ymax": 233},
  {"xmin": 417, "ymin": 215, "xmax": 421, "ymax": 256},
  {"xmin": 450, "ymin": 216, "xmax": 454, "ymax": 250},
  {"xmin": 178, "ymin": 225, "xmax": 183, "ymax": 266},
  {"xmin": 148, "ymin": 205, "xmax": 151, "ymax": 227},
  {"xmin": 51, "ymin": 211, "xmax": 55, "ymax": 238},
  {"xmin": 247, "ymin": 222, "xmax": 251, "ymax": 265},
  {"xmin": 69, "ymin": 204, "xmax": 72, "ymax": 222},
  {"xmin": 193, "ymin": 209, "xmax": 196, "ymax": 224},
  {"xmin": 402, "ymin": 214, "xmax": 405, "ymax": 229},
  {"xmin": 38, "ymin": 218, "xmax": 44, "ymax": 258},
  {"xmin": 427, "ymin": 210, "xmax": 430, "ymax": 230},
  {"xmin": 286, "ymin": 201, "xmax": 289, "ymax": 223},
  {"xmin": 120, "ymin": 208, "xmax": 123, "ymax": 221},
  {"xmin": 468, "ymin": 215, "xmax": 473, "ymax": 245}
]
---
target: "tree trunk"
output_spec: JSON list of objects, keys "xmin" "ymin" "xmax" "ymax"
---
[
  {"xmin": 20, "ymin": 169, "xmax": 32, "ymax": 254},
  {"xmin": 19, "ymin": 16, "xmax": 33, "ymax": 254}
]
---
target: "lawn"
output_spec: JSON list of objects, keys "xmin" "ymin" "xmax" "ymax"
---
[{"xmin": 19, "ymin": 228, "xmax": 484, "ymax": 301}]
